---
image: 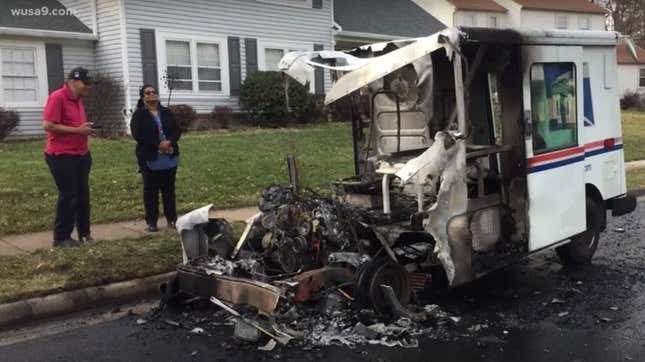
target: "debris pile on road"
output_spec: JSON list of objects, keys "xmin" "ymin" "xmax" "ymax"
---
[{"xmin": 156, "ymin": 185, "xmax": 455, "ymax": 349}]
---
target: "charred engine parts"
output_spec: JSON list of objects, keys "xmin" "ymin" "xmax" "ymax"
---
[
  {"xmin": 249, "ymin": 186, "xmax": 360, "ymax": 274},
  {"xmin": 174, "ymin": 185, "xmax": 434, "ymax": 319}
]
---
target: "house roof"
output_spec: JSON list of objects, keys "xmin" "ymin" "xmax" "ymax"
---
[
  {"xmin": 334, "ymin": 0, "xmax": 446, "ymax": 38},
  {"xmin": 512, "ymin": 0, "xmax": 606, "ymax": 14},
  {"xmin": 617, "ymin": 42, "xmax": 645, "ymax": 65},
  {"xmin": 448, "ymin": 0, "xmax": 508, "ymax": 13},
  {"xmin": 0, "ymin": 0, "xmax": 92, "ymax": 34}
]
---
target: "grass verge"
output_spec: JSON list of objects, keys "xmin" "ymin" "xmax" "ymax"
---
[
  {"xmin": 0, "ymin": 222, "xmax": 246, "ymax": 304},
  {"xmin": 0, "ymin": 234, "xmax": 180, "ymax": 304},
  {"xmin": 627, "ymin": 168, "xmax": 645, "ymax": 190}
]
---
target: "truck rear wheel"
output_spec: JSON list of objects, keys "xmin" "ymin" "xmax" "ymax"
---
[{"xmin": 556, "ymin": 197, "xmax": 603, "ymax": 264}]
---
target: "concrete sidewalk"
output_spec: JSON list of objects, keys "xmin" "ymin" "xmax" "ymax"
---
[
  {"xmin": 626, "ymin": 159, "xmax": 645, "ymax": 171},
  {"xmin": 0, "ymin": 207, "xmax": 258, "ymax": 256}
]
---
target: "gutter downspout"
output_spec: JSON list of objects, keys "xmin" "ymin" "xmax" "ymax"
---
[
  {"xmin": 91, "ymin": 0, "xmax": 98, "ymax": 37},
  {"xmin": 118, "ymin": 0, "xmax": 132, "ymax": 132}
]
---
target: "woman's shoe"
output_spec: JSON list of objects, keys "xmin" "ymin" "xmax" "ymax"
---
[{"xmin": 146, "ymin": 225, "xmax": 159, "ymax": 232}]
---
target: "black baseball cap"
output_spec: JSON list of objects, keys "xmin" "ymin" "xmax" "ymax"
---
[{"xmin": 68, "ymin": 67, "xmax": 92, "ymax": 85}]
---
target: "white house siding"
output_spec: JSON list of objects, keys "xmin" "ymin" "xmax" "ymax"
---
[
  {"xmin": 490, "ymin": 0, "xmax": 523, "ymax": 27},
  {"xmin": 58, "ymin": 0, "xmax": 95, "ymax": 32},
  {"xmin": 454, "ymin": 10, "xmax": 508, "ymax": 28},
  {"xmin": 2, "ymin": 37, "xmax": 95, "ymax": 137},
  {"xmin": 123, "ymin": 0, "xmax": 333, "ymax": 114},
  {"xmin": 618, "ymin": 64, "xmax": 645, "ymax": 95},
  {"xmin": 521, "ymin": 10, "xmax": 605, "ymax": 31},
  {"xmin": 94, "ymin": 0, "xmax": 127, "ymax": 124}
]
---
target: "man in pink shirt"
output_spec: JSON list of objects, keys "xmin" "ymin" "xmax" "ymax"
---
[{"xmin": 43, "ymin": 67, "xmax": 95, "ymax": 247}]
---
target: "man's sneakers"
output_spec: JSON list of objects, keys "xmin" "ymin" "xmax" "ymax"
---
[
  {"xmin": 147, "ymin": 224, "xmax": 159, "ymax": 232},
  {"xmin": 53, "ymin": 234, "xmax": 94, "ymax": 248},
  {"xmin": 53, "ymin": 238, "xmax": 81, "ymax": 248},
  {"xmin": 79, "ymin": 235, "xmax": 95, "ymax": 244}
]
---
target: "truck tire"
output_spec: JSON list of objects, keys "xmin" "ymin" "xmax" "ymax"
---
[{"xmin": 556, "ymin": 197, "xmax": 603, "ymax": 264}]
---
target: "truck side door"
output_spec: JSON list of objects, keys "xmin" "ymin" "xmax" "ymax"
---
[{"xmin": 522, "ymin": 45, "xmax": 587, "ymax": 251}]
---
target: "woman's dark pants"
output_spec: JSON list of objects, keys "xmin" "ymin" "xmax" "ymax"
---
[
  {"xmin": 141, "ymin": 167, "xmax": 177, "ymax": 227},
  {"xmin": 45, "ymin": 152, "xmax": 92, "ymax": 242}
]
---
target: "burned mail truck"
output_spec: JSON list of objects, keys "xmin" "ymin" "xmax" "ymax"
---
[
  {"xmin": 171, "ymin": 28, "xmax": 638, "ymax": 317},
  {"xmin": 276, "ymin": 27, "xmax": 636, "ymax": 287}
]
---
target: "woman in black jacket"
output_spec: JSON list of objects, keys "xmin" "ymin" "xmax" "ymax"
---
[{"xmin": 130, "ymin": 85, "xmax": 181, "ymax": 232}]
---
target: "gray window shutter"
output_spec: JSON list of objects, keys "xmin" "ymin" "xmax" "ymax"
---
[
  {"xmin": 314, "ymin": 44, "xmax": 324, "ymax": 94},
  {"xmin": 245, "ymin": 38, "xmax": 258, "ymax": 76},
  {"xmin": 313, "ymin": 0, "xmax": 322, "ymax": 9},
  {"xmin": 228, "ymin": 37, "xmax": 242, "ymax": 96},
  {"xmin": 139, "ymin": 29, "xmax": 158, "ymax": 90},
  {"xmin": 45, "ymin": 43, "xmax": 64, "ymax": 94}
]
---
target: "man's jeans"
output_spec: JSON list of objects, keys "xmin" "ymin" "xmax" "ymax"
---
[{"xmin": 45, "ymin": 152, "xmax": 92, "ymax": 241}]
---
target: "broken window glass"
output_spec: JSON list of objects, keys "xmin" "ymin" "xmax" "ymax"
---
[{"xmin": 530, "ymin": 63, "xmax": 578, "ymax": 154}]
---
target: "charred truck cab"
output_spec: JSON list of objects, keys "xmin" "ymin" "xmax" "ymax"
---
[{"xmin": 279, "ymin": 27, "xmax": 636, "ymax": 287}]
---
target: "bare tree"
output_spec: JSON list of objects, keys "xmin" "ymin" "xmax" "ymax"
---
[
  {"xmin": 593, "ymin": 0, "xmax": 645, "ymax": 47},
  {"xmin": 162, "ymin": 69, "xmax": 181, "ymax": 106}
]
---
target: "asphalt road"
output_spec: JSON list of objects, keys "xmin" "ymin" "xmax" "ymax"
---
[{"xmin": 1, "ymin": 201, "xmax": 644, "ymax": 362}]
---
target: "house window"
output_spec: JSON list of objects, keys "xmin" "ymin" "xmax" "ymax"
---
[
  {"xmin": 640, "ymin": 68, "xmax": 645, "ymax": 87},
  {"xmin": 462, "ymin": 14, "xmax": 476, "ymax": 27},
  {"xmin": 165, "ymin": 40, "xmax": 192, "ymax": 90},
  {"xmin": 264, "ymin": 48, "xmax": 285, "ymax": 71},
  {"xmin": 197, "ymin": 43, "xmax": 221, "ymax": 91},
  {"xmin": 1, "ymin": 47, "xmax": 38, "ymax": 103},
  {"xmin": 530, "ymin": 63, "xmax": 578, "ymax": 154},
  {"xmin": 160, "ymin": 34, "xmax": 227, "ymax": 94},
  {"xmin": 555, "ymin": 15, "xmax": 568, "ymax": 29},
  {"xmin": 488, "ymin": 16, "xmax": 498, "ymax": 28},
  {"xmin": 579, "ymin": 16, "xmax": 591, "ymax": 30}
]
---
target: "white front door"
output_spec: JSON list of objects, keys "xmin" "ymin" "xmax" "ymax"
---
[{"xmin": 522, "ymin": 45, "xmax": 587, "ymax": 251}]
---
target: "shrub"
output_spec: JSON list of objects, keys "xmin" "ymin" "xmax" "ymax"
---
[
  {"xmin": 84, "ymin": 72, "xmax": 124, "ymax": 137},
  {"xmin": 620, "ymin": 91, "xmax": 643, "ymax": 110},
  {"xmin": 169, "ymin": 104, "xmax": 197, "ymax": 132},
  {"xmin": 240, "ymin": 71, "xmax": 318, "ymax": 127},
  {"xmin": 211, "ymin": 106, "xmax": 233, "ymax": 129},
  {"xmin": 0, "ymin": 108, "xmax": 19, "ymax": 141}
]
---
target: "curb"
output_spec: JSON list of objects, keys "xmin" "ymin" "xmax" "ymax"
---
[{"xmin": 0, "ymin": 272, "xmax": 176, "ymax": 329}]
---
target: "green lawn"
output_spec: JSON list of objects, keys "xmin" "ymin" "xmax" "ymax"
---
[
  {"xmin": 0, "ymin": 124, "xmax": 354, "ymax": 236},
  {"xmin": 621, "ymin": 110, "xmax": 645, "ymax": 162}
]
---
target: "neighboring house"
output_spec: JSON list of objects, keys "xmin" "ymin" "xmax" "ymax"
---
[
  {"xmin": 413, "ymin": 0, "xmax": 508, "ymax": 28},
  {"xmin": 617, "ymin": 42, "xmax": 645, "ymax": 96},
  {"xmin": 333, "ymin": 0, "xmax": 445, "ymax": 50},
  {"xmin": 0, "ymin": 0, "xmax": 96, "ymax": 137},
  {"xmin": 2, "ymin": 0, "xmax": 333, "ymax": 137},
  {"xmin": 492, "ymin": 0, "xmax": 606, "ymax": 30},
  {"xmin": 415, "ymin": 0, "xmax": 605, "ymax": 30}
]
